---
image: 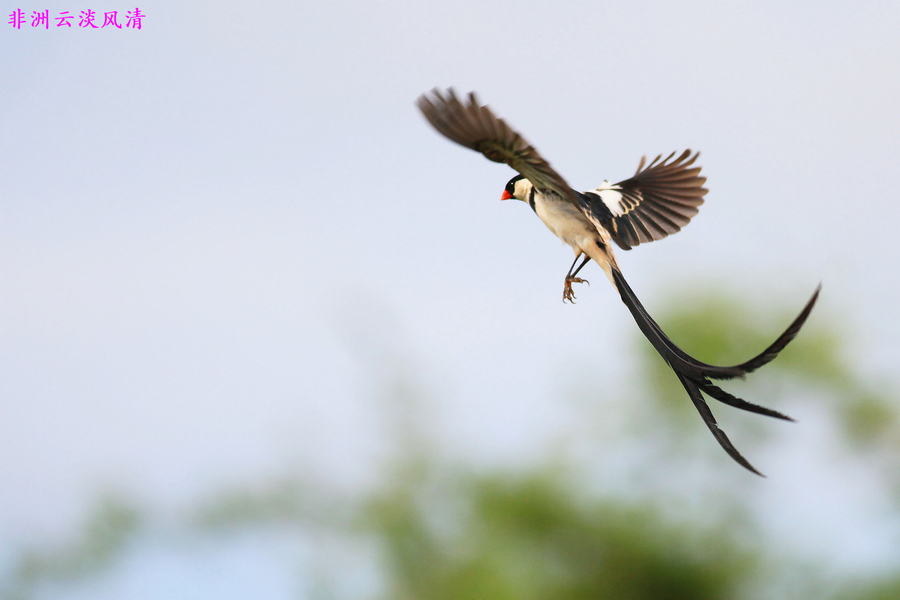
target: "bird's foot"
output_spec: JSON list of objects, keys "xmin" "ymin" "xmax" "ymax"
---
[{"xmin": 562, "ymin": 277, "xmax": 589, "ymax": 303}]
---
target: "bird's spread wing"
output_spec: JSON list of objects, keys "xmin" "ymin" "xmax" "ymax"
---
[
  {"xmin": 581, "ymin": 150, "xmax": 707, "ymax": 250},
  {"xmin": 417, "ymin": 88, "xmax": 577, "ymax": 203}
]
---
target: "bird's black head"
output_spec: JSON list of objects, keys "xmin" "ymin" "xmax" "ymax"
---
[{"xmin": 501, "ymin": 174, "xmax": 527, "ymax": 201}]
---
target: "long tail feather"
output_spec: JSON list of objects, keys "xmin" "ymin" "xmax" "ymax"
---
[
  {"xmin": 698, "ymin": 380, "xmax": 794, "ymax": 422},
  {"xmin": 676, "ymin": 372, "xmax": 765, "ymax": 476},
  {"xmin": 610, "ymin": 267, "xmax": 818, "ymax": 475},
  {"xmin": 612, "ymin": 269, "xmax": 745, "ymax": 379},
  {"xmin": 612, "ymin": 270, "xmax": 820, "ymax": 381},
  {"xmin": 734, "ymin": 285, "xmax": 821, "ymax": 374}
]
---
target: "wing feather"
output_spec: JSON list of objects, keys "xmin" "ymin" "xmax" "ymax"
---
[
  {"xmin": 417, "ymin": 88, "xmax": 576, "ymax": 203},
  {"xmin": 581, "ymin": 150, "xmax": 708, "ymax": 250}
]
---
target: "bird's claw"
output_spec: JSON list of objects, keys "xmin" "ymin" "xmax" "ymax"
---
[{"xmin": 562, "ymin": 277, "xmax": 589, "ymax": 303}]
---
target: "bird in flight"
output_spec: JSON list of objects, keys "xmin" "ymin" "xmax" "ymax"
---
[{"xmin": 417, "ymin": 88, "xmax": 819, "ymax": 476}]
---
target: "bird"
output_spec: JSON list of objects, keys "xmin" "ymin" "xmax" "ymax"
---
[{"xmin": 416, "ymin": 87, "xmax": 820, "ymax": 476}]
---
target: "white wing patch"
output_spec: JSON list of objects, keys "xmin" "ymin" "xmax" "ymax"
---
[{"xmin": 591, "ymin": 181, "xmax": 626, "ymax": 216}]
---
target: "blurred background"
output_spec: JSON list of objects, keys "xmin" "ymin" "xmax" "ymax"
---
[{"xmin": 2, "ymin": 1, "xmax": 900, "ymax": 598}]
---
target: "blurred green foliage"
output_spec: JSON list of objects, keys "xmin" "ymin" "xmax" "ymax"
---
[
  {"xmin": 3, "ymin": 495, "xmax": 140, "ymax": 600},
  {"xmin": 4, "ymin": 286, "xmax": 900, "ymax": 600},
  {"xmin": 365, "ymin": 469, "xmax": 752, "ymax": 600}
]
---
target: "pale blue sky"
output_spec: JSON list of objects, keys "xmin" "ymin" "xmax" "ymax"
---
[{"xmin": 2, "ymin": 0, "xmax": 899, "ymax": 594}]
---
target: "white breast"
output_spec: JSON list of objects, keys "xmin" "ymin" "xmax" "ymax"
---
[{"xmin": 532, "ymin": 192, "xmax": 601, "ymax": 254}]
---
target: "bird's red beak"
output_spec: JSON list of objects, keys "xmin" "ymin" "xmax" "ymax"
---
[{"xmin": 500, "ymin": 189, "xmax": 513, "ymax": 201}]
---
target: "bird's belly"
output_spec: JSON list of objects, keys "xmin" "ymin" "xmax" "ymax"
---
[{"xmin": 535, "ymin": 197, "xmax": 598, "ymax": 252}]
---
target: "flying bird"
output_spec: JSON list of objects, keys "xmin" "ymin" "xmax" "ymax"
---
[{"xmin": 417, "ymin": 88, "xmax": 819, "ymax": 476}]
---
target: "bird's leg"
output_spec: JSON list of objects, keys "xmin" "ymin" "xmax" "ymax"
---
[{"xmin": 563, "ymin": 254, "xmax": 591, "ymax": 303}]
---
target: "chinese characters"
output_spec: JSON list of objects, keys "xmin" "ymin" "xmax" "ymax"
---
[{"xmin": 8, "ymin": 8, "xmax": 145, "ymax": 30}]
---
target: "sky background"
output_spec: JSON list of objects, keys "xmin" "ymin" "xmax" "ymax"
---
[{"xmin": 2, "ymin": 0, "xmax": 900, "ymax": 596}]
